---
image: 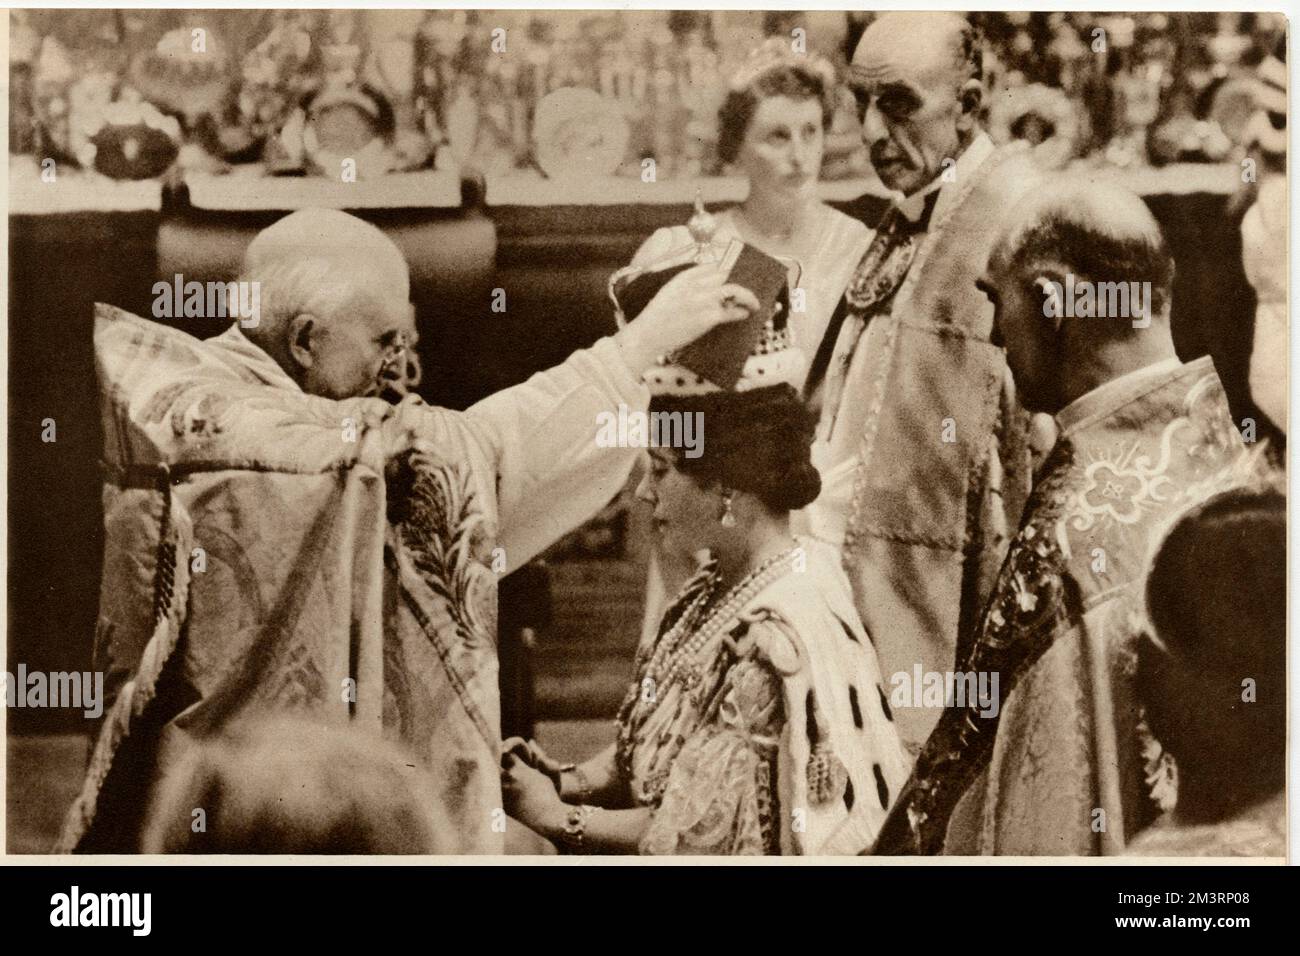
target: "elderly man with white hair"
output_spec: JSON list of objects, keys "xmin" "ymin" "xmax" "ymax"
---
[{"xmin": 59, "ymin": 208, "xmax": 758, "ymax": 854}]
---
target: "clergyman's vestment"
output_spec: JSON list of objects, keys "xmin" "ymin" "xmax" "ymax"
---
[
  {"xmin": 59, "ymin": 305, "xmax": 647, "ymax": 853},
  {"xmin": 876, "ymin": 356, "xmax": 1245, "ymax": 855}
]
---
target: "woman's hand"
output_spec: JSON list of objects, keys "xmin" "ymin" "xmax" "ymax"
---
[
  {"xmin": 501, "ymin": 754, "xmax": 565, "ymax": 832},
  {"xmin": 615, "ymin": 264, "xmax": 761, "ymax": 374}
]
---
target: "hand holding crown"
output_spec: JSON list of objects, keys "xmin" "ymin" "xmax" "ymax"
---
[{"xmin": 614, "ymin": 264, "xmax": 760, "ymax": 375}]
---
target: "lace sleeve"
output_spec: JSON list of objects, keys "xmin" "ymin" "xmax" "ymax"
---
[{"xmin": 639, "ymin": 657, "xmax": 785, "ymax": 855}]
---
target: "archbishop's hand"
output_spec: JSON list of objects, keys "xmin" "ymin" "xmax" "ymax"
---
[{"xmin": 614, "ymin": 264, "xmax": 760, "ymax": 374}]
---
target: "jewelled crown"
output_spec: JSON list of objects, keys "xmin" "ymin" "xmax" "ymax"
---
[{"xmin": 608, "ymin": 194, "xmax": 805, "ymax": 396}]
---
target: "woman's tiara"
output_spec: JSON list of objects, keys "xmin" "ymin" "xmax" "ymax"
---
[{"xmin": 727, "ymin": 37, "xmax": 838, "ymax": 95}]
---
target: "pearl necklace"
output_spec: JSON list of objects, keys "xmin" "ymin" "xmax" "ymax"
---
[
  {"xmin": 616, "ymin": 543, "xmax": 800, "ymax": 800},
  {"xmin": 642, "ymin": 544, "xmax": 800, "ymax": 695}
]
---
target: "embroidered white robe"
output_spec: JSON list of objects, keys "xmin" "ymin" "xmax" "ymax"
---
[{"xmin": 59, "ymin": 304, "xmax": 647, "ymax": 853}]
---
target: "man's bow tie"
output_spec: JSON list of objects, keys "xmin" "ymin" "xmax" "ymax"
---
[{"xmin": 886, "ymin": 188, "xmax": 941, "ymax": 235}]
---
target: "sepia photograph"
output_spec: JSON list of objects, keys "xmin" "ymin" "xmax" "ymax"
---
[{"xmin": 0, "ymin": 1, "xmax": 1290, "ymax": 895}]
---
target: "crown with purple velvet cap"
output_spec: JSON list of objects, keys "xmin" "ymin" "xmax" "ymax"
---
[{"xmin": 608, "ymin": 195, "xmax": 805, "ymax": 396}]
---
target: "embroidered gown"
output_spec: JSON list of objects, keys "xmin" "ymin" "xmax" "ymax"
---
[
  {"xmin": 616, "ymin": 539, "xmax": 909, "ymax": 855},
  {"xmin": 875, "ymin": 357, "xmax": 1247, "ymax": 855}
]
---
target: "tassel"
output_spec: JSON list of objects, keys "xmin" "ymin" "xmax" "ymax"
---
[{"xmin": 804, "ymin": 690, "xmax": 846, "ymax": 805}]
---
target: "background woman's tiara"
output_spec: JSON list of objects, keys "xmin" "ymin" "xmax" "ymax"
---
[{"xmin": 727, "ymin": 37, "xmax": 837, "ymax": 94}]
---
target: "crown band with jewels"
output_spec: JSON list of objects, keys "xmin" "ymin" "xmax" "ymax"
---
[
  {"xmin": 639, "ymin": 323, "xmax": 806, "ymax": 396},
  {"xmin": 609, "ymin": 193, "xmax": 806, "ymax": 396}
]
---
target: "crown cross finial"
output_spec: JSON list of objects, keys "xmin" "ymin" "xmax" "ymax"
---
[{"xmin": 687, "ymin": 190, "xmax": 720, "ymax": 261}]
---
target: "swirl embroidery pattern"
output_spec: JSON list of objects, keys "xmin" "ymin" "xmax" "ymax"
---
[
  {"xmin": 1061, "ymin": 375, "xmax": 1236, "ymax": 538},
  {"xmin": 1064, "ymin": 425, "xmax": 1183, "ymax": 533}
]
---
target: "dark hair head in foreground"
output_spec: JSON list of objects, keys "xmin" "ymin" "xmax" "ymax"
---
[{"xmin": 1138, "ymin": 486, "xmax": 1286, "ymax": 824}]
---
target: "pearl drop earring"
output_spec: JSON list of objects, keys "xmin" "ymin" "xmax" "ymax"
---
[{"xmin": 719, "ymin": 490, "xmax": 736, "ymax": 528}]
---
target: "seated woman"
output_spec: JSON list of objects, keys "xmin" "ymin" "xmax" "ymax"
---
[
  {"xmin": 502, "ymin": 268, "xmax": 908, "ymax": 855},
  {"xmin": 629, "ymin": 39, "xmax": 871, "ymax": 642}
]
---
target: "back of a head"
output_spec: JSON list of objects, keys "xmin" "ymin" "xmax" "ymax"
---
[
  {"xmin": 1139, "ymin": 487, "xmax": 1286, "ymax": 817},
  {"xmin": 242, "ymin": 208, "xmax": 409, "ymax": 295},
  {"xmin": 998, "ymin": 177, "xmax": 1175, "ymax": 335},
  {"xmin": 141, "ymin": 715, "xmax": 452, "ymax": 854}
]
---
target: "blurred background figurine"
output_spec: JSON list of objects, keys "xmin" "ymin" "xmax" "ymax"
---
[
  {"xmin": 987, "ymin": 82, "xmax": 1079, "ymax": 170},
  {"xmin": 6, "ymin": 10, "xmax": 1287, "ymax": 183},
  {"xmin": 1240, "ymin": 39, "xmax": 1288, "ymax": 436}
]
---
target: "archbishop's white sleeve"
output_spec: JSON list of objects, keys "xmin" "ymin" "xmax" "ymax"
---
[{"xmin": 463, "ymin": 336, "xmax": 650, "ymax": 569}]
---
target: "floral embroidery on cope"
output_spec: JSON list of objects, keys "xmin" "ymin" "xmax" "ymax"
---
[
  {"xmin": 394, "ymin": 447, "xmax": 497, "ymax": 651},
  {"xmin": 1062, "ymin": 374, "xmax": 1238, "ymax": 538}
]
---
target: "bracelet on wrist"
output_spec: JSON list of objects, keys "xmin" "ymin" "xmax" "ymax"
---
[{"xmin": 560, "ymin": 804, "xmax": 598, "ymax": 853}]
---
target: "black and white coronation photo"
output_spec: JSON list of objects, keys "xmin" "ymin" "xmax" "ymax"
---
[{"xmin": 1, "ymin": 2, "xmax": 1292, "ymax": 883}]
